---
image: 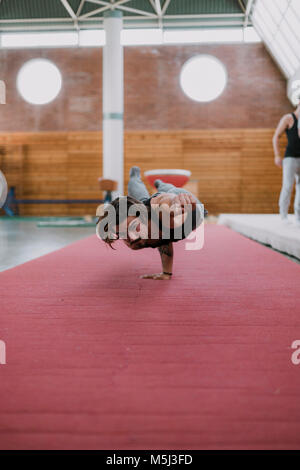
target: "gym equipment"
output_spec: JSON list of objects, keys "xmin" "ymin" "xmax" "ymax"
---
[
  {"xmin": 2, "ymin": 179, "xmax": 118, "ymax": 216},
  {"xmin": 144, "ymin": 169, "xmax": 191, "ymax": 188},
  {"xmin": 98, "ymin": 178, "xmax": 118, "ymax": 202}
]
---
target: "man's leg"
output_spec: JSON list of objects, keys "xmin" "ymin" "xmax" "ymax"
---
[
  {"xmin": 154, "ymin": 179, "xmax": 180, "ymax": 193},
  {"xmin": 294, "ymin": 161, "xmax": 300, "ymax": 222},
  {"xmin": 155, "ymin": 178, "xmax": 201, "ymax": 204},
  {"xmin": 279, "ymin": 158, "xmax": 296, "ymax": 219},
  {"xmin": 128, "ymin": 166, "xmax": 150, "ymax": 203},
  {"xmin": 155, "ymin": 178, "xmax": 205, "ymax": 229}
]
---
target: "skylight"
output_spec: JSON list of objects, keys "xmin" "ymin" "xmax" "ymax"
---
[{"xmin": 252, "ymin": 0, "xmax": 300, "ymax": 78}]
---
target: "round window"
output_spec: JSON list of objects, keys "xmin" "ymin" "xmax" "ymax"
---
[
  {"xmin": 17, "ymin": 58, "xmax": 62, "ymax": 105},
  {"xmin": 180, "ymin": 55, "xmax": 227, "ymax": 102}
]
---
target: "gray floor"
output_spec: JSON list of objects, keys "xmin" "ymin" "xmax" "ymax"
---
[{"xmin": 0, "ymin": 218, "xmax": 95, "ymax": 272}]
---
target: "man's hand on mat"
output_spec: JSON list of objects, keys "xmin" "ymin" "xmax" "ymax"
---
[
  {"xmin": 140, "ymin": 272, "xmax": 172, "ymax": 280},
  {"xmin": 274, "ymin": 156, "xmax": 283, "ymax": 168}
]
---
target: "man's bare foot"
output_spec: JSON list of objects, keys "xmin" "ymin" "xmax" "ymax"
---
[{"xmin": 140, "ymin": 273, "xmax": 172, "ymax": 280}]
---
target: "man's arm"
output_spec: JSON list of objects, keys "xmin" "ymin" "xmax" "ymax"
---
[
  {"xmin": 150, "ymin": 192, "xmax": 197, "ymax": 228},
  {"xmin": 140, "ymin": 243, "xmax": 173, "ymax": 280},
  {"xmin": 273, "ymin": 115, "xmax": 289, "ymax": 167}
]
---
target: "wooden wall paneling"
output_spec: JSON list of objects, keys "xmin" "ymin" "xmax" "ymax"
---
[
  {"xmin": 182, "ymin": 132, "xmax": 242, "ymax": 214},
  {"xmin": 21, "ymin": 141, "xmax": 68, "ymax": 215},
  {"xmin": 124, "ymin": 132, "xmax": 183, "ymax": 195},
  {"xmin": 1, "ymin": 144, "xmax": 24, "ymax": 194},
  {"xmin": 67, "ymin": 132, "xmax": 102, "ymax": 216},
  {"xmin": 0, "ymin": 129, "xmax": 287, "ymax": 216}
]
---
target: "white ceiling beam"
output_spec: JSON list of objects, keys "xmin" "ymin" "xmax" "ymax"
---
[
  {"xmin": 80, "ymin": 0, "xmax": 132, "ymax": 19},
  {"xmin": 164, "ymin": 13, "xmax": 244, "ymax": 19},
  {"xmin": 0, "ymin": 12, "xmax": 245, "ymax": 24},
  {"xmin": 161, "ymin": 20, "xmax": 244, "ymax": 26},
  {"xmin": 0, "ymin": 25, "xmax": 77, "ymax": 32},
  {"xmin": 155, "ymin": 0, "xmax": 162, "ymax": 16},
  {"xmin": 116, "ymin": 5, "xmax": 157, "ymax": 17},
  {"xmin": 79, "ymin": 5, "xmax": 110, "ymax": 19},
  {"xmin": 152, "ymin": 0, "xmax": 163, "ymax": 28},
  {"xmin": 0, "ymin": 18, "xmax": 74, "ymax": 23},
  {"xmin": 0, "ymin": 3, "xmax": 248, "ymax": 31},
  {"xmin": 60, "ymin": 0, "xmax": 78, "ymax": 20},
  {"xmin": 117, "ymin": 18, "xmax": 245, "ymax": 26},
  {"xmin": 237, "ymin": 0, "xmax": 245, "ymax": 13},
  {"xmin": 85, "ymin": 0, "xmax": 113, "ymax": 6},
  {"xmin": 0, "ymin": 17, "xmax": 245, "ymax": 26},
  {"xmin": 244, "ymin": 0, "xmax": 254, "ymax": 28},
  {"xmin": 0, "ymin": 19, "xmax": 245, "ymax": 31},
  {"xmin": 162, "ymin": 0, "xmax": 171, "ymax": 15},
  {"xmin": 148, "ymin": 0, "xmax": 157, "ymax": 13},
  {"xmin": 76, "ymin": 0, "xmax": 86, "ymax": 17},
  {"xmin": 83, "ymin": 14, "xmax": 244, "ymax": 22},
  {"xmin": 85, "ymin": 0, "xmax": 131, "ymax": 8}
]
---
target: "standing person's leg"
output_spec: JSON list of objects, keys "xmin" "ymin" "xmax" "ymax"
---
[
  {"xmin": 128, "ymin": 166, "xmax": 150, "ymax": 203},
  {"xmin": 279, "ymin": 158, "xmax": 296, "ymax": 220},
  {"xmin": 294, "ymin": 160, "xmax": 300, "ymax": 222}
]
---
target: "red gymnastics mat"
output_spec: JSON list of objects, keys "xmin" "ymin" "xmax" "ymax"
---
[{"xmin": 1, "ymin": 225, "xmax": 300, "ymax": 450}]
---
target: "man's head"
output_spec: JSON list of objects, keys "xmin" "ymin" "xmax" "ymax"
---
[{"xmin": 96, "ymin": 196, "xmax": 166, "ymax": 250}]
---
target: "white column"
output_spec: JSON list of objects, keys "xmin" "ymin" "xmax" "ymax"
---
[{"xmin": 103, "ymin": 10, "xmax": 124, "ymax": 196}]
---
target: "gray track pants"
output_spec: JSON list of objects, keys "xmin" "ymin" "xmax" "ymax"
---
[
  {"xmin": 279, "ymin": 157, "xmax": 300, "ymax": 220},
  {"xmin": 128, "ymin": 175, "xmax": 198, "ymax": 203}
]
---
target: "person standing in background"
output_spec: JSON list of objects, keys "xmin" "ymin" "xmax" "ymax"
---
[{"xmin": 273, "ymin": 100, "xmax": 300, "ymax": 225}]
